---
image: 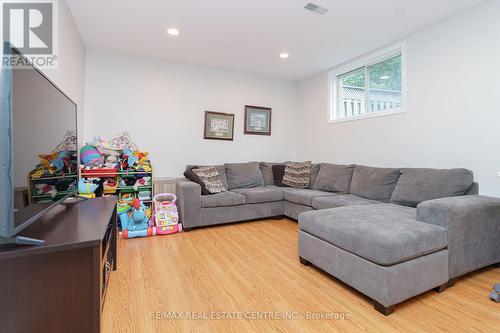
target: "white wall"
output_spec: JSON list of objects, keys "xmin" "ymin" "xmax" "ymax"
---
[
  {"xmin": 84, "ymin": 49, "xmax": 297, "ymax": 178},
  {"xmin": 41, "ymin": 0, "xmax": 86, "ymax": 146},
  {"xmin": 296, "ymin": 0, "xmax": 500, "ymax": 196}
]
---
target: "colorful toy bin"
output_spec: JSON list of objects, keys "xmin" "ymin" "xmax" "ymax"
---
[{"xmin": 153, "ymin": 193, "xmax": 181, "ymax": 235}]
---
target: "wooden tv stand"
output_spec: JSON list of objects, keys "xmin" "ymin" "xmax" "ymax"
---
[{"xmin": 0, "ymin": 197, "xmax": 117, "ymax": 333}]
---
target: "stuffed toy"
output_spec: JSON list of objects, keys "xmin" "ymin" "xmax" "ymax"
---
[
  {"xmin": 122, "ymin": 147, "xmax": 138, "ymax": 167},
  {"xmin": 51, "ymin": 150, "xmax": 70, "ymax": 173},
  {"xmin": 104, "ymin": 155, "xmax": 118, "ymax": 168},
  {"xmin": 34, "ymin": 184, "xmax": 57, "ymax": 197},
  {"xmin": 38, "ymin": 153, "xmax": 58, "ymax": 175},
  {"xmin": 134, "ymin": 151, "xmax": 152, "ymax": 172},
  {"xmin": 80, "ymin": 145, "xmax": 104, "ymax": 167},
  {"xmin": 91, "ymin": 136, "xmax": 120, "ymax": 157}
]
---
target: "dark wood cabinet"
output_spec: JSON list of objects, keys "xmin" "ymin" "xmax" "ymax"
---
[{"xmin": 0, "ymin": 197, "xmax": 117, "ymax": 333}]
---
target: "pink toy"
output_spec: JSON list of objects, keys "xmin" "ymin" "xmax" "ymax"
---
[{"xmin": 153, "ymin": 193, "xmax": 181, "ymax": 235}]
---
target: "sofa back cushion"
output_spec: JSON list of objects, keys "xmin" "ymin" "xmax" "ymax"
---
[
  {"xmin": 260, "ymin": 162, "xmax": 282, "ymax": 186},
  {"xmin": 349, "ymin": 165, "xmax": 400, "ymax": 201},
  {"xmin": 225, "ymin": 162, "xmax": 264, "ymax": 190},
  {"xmin": 391, "ymin": 168, "xmax": 474, "ymax": 207},
  {"xmin": 313, "ymin": 163, "xmax": 354, "ymax": 194},
  {"xmin": 309, "ymin": 163, "xmax": 321, "ymax": 189},
  {"xmin": 187, "ymin": 164, "xmax": 228, "ymax": 189},
  {"xmin": 282, "ymin": 161, "xmax": 312, "ymax": 188}
]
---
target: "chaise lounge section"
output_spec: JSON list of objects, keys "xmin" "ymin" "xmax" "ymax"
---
[{"xmin": 176, "ymin": 162, "xmax": 500, "ymax": 314}]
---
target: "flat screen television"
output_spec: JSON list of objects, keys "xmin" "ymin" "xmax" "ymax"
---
[{"xmin": 0, "ymin": 43, "xmax": 78, "ymax": 245}]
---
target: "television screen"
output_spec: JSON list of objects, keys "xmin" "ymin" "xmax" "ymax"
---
[{"xmin": 0, "ymin": 46, "xmax": 77, "ymax": 244}]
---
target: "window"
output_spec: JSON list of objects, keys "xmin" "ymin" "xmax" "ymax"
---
[{"xmin": 329, "ymin": 45, "xmax": 405, "ymax": 122}]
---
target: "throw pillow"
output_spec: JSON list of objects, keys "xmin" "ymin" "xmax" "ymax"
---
[
  {"xmin": 183, "ymin": 166, "xmax": 210, "ymax": 195},
  {"xmin": 192, "ymin": 167, "xmax": 227, "ymax": 194},
  {"xmin": 272, "ymin": 164, "xmax": 289, "ymax": 187},
  {"xmin": 282, "ymin": 161, "xmax": 312, "ymax": 188},
  {"xmin": 187, "ymin": 164, "xmax": 228, "ymax": 189},
  {"xmin": 260, "ymin": 162, "xmax": 278, "ymax": 186}
]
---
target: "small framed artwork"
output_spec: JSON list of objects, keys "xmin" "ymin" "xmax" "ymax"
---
[
  {"xmin": 244, "ymin": 105, "xmax": 271, "ymax": 136},
  {"xmin": 204, "ymin": 111, "xmax": 235, "ymax": 141}
]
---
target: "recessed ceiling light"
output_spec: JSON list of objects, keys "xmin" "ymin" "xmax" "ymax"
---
[
  {"xmin": 380, "ymin": 75, "xmax": 390, "ymax": 80},
  {"xmin": 167, "ymin": 28, "xmax": 180, "ymax": 36},
  {"xmin": 280, "ymin": 53, "xmax": 289, "ymax": 59}
]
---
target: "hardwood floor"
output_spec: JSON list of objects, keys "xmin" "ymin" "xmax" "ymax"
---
[{"xmin": 102, "ymin": 219, "xmax": 500, "ymax": 332}]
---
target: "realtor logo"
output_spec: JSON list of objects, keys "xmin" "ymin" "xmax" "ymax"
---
[{"xmin": 2, "ymin": 1, "xmax": 53, "ymax": 54}]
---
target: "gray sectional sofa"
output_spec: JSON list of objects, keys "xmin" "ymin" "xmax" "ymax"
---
[{"xmin": 176, "ymin": 162, "xmax": 500, "ymax": 315}]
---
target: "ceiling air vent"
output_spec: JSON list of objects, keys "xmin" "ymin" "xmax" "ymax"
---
[{"xmin": 304, "ymin": 2, "xmax": 328, "ymax": 15}]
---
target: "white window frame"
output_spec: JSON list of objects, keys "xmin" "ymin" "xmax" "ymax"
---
[{"xmin": 328, "ymin": 42, "xmax": 407, "ymax": 123}]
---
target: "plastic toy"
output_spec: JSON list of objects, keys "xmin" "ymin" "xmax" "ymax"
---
[
  {"xmin": 153, "ymin": 193, "xmax": 180, "ymax": 235},
  {"xmin": 490, "ymin": 283, "xmax": 500, "ymax": 302},
  {"xmin": 137, "ymin": 190, "xmax": 151, "ymax": 201},
  {"xmin": 80, "ymin": 145, "xmax": 104, "ymax": 167},
  {"xmin": 120, "ymin": 198, "xmax": 155, "ymax": 239},
  {"xmin": 78, "ymin": 178, "xmax": 100, "ymax": 198},
  {"xmin": 119, "ymin": 192, "xmax": 135, "ymax": 202}
]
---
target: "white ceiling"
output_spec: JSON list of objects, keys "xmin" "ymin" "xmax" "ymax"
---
[{"xmin": 66, "ymin": 0, "xmax": 489, "ymax": 81}]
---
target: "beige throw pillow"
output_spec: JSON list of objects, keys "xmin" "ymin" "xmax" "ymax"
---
[
  {"xmin": 192, "ymin": 167, "xmax": 227, "ymax": 194},
  {"xmin": 282, "ymin": 161, "xmax": 312, "ymax": 188}
]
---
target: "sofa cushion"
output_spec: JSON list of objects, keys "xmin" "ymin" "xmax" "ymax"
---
[
  {"xmin": 309, "ymin": 163, "xmax": 321, "ymax": 189},
  {"xmin": 391, "ymin": 168, "xmax": 474, "ymax": 207},
  {"xmin": 187, "ymin": 164, "xmax": 228, "ymax": 189},
  {"xmin": 282, "ymin": 161, "xmax": 312, "ymax": 188},
  {"xmin": 313, "ymin": 163, "xmax": 354, "ymax": 193},
  {"xmin": 192, "ymin": 167, "xmax": 227, "ymax": 194},
  {"xmin": 272, "ymin": 164, "xmax": 289, "ymax": 187},
  {"xmin": 225, "ymin": 162, "xmax": 264, "ymax": 190},
  {"xmin": 299, "ymin": 204, "xmax": 448, "ymax": 266},
  {"xmin": 201, "ymin": 191, "xmax": 246, "ymax": 208},
  {"xmin": 349, "ymin": 165, "xmax": 400, "ymax": 201},
  {"xmin": 283, "ymin": 188, "xmax": 337, "ymax": 207},
  {"xmin": 311, "ymin": 194, "xmax": 381, "ymax": 210},
  {"xmin": 232, "ymin": 186, "xmax": 284, "ymax": 204},
  {"xmin": 260, "ymin": 162, "xmax": 279, "ymax": 186}
]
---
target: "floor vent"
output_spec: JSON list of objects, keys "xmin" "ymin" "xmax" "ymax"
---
[{"xmin": 304, "ymin": 2, "xmax": 328, "ymax": 15}]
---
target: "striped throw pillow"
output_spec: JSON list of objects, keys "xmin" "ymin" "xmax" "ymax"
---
[
  {"xmin": 192, "ymin": 167, "xmax": 227, "ymax": 194},
  {"xmin": 282, "ymin": 161, "xmax": 312, "ymax": 188}
]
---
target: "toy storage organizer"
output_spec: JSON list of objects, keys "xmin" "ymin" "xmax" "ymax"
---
[
  {"xmin": 28, "ymin": 150, "xmax": 78, "ymax": 204},
  {"xmin": 79, "ymin": 161, "xmax": 154, "ymax": 226}
]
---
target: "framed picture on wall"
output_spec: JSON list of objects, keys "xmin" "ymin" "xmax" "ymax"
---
[
  {"xmin": 204, "ymin": 111, "xmax": 235, "ymax": 140},
  {"xmin": 244, "ymin": 105, "xmax": 271, "ymax": 136}
]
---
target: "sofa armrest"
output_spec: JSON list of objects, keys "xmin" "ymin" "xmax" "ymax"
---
[
  {"xmin": 176, "ymin": 178, "xmax": 201, "ymax": 229},
  {"xmin": 417, "ymin": 195, "xmax": 500, "ymax": 278}
]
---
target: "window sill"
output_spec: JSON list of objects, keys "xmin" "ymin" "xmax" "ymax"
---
[{"xmin": 328, "ymin": 109, "xmax": 406, "ymax": 124}]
